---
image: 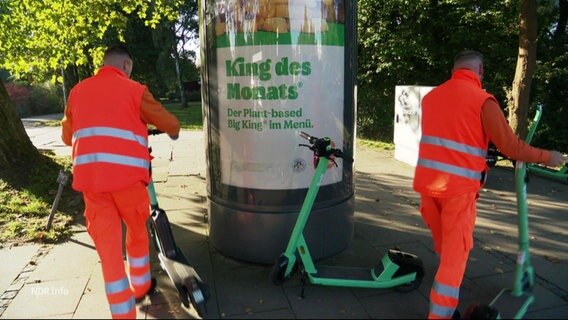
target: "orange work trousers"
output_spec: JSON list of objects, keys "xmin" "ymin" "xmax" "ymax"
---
[
  {"xmin": 419, "ymin": 192, "xmax": 478, "ymax": 319},
  {"xmin": 83, "ymin": 182, "xmax": 152, "ymax": 319}
]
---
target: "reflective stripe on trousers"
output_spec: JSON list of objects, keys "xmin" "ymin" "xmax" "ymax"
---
[
  {"xmin": 105, "ymin": 276, "xmax": 136, "ymax": 318},
  {"xmin": 128, "ymin": 254, "xmax": 152, "ymax": 298},
  {"xmin": 419, "ymin": 193, "xmax": 477, "ymax": 319},
  {"xmin": 429, "ymin": 281, "xmax": 460, "ymax": 318}
]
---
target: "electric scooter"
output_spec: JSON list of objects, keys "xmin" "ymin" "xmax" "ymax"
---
[
  {"xmin": 270, "ymin": 131, "xmax": 424, "ymax": 296},
  {"xmin": 528, "ymin": 163, "xmax": 567, "ymax": 183},
  {"xmin": 526, "ymin": 106, "xmax": 568, "ymax": 183},
  {"xmin": 466, "ymin": 105, "xmax": 545, "ymax": 319},
  {"xmin": 146, "ymin": 129, "xmax": 209, "ymax": 317},
  {"xmin": 486, "ymin": 105, "xmax": 567, "ymax": 184}
]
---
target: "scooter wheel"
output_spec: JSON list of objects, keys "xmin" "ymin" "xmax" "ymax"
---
[
  {"xmin": 270, "ymin": 255, "xmax": 293, "ymax": 285},
  {"xmin": 182, "ymin": 277, "xmax": 208, "ymax": 317},
  {"xmin": 389, "ymin": 249, "xmax": 425, "ymax": 293},
  {"xmin": 463, "ymin": 304, "xmax": 499, "ymax": 319},
  {"xmin": 394, "ymin": 272, "xmax": 423, "ymax": 293}
]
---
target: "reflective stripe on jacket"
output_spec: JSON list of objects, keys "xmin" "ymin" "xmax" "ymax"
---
[
  {"xmin": 413, "ymin": 69, "xmax": 496, "ymax": 197},
  {"xmin": 68, "ymin": 66, "xmax": 149, "ymax": 192}
]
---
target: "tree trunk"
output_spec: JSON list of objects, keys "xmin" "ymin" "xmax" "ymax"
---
[
  {"xmin": 554, "ymin": 0, "xmax": 567, "ymax": 41},
  {"xmin": 508, "ymin": 0, "xmax": 538, "ymax": 139},
  {"xmin": 173, "ymin": 48, "xmax": 188, "ymax": 108},
  {"xmin": 0, "ymin": 80, "xmax": 40, "ymax": 167}
]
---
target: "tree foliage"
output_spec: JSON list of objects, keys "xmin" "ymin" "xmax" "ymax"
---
[
  {"xmin": 531, "ymin": 0, "xmax": 568, "ymax": 150},
  {"xmin": 357, "ymin": 0, "xmax": 567, "ymax": 152},
  {"xmin": 150, "ymin": 0, "xmax": 200, "ymax": 103},
  {"xmin": 0, "ymin": 0, "xmax": 185, "ymax": 166},
  {"xmin": 0, "ymin": 0, "xmax": 183, "ymax": 83},
  {"xmin": 358, "ymin": 0, "xmax": 520, "ymax": 139}
]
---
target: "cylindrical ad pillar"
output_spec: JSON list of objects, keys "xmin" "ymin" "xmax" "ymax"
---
[{"xmin": 200, "ymin": 0, "xmax": 356, "ymax": 264}]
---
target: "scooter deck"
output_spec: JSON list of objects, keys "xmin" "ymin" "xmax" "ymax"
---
[
  {"xmin": 490, "ymin": 288, "xmax": 534, "ymax": 319},
  {"xmin": 150, "ymin": 207, "xmax": 209, "ymax": 314},
  {"xmin": 158, "ymin": 253, "xmax": 205, "ymax": 288},
  {"xmin": 309, "ymin": 265, "xmax": 416, "ymax": 288},
  {"xmin": 528, "ymin": 164, "xmax": 568, "ymax": 181},
  {"xmin": 314, "ymin": 265, "xmax": 373, "ymax": 280},
  {"xmin": 150, "ymin": 207, "xmax": 206, "ymax": 284}
]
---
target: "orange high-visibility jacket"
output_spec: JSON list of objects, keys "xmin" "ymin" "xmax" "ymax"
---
[
  {"xmin": 413, "ymin": 69, "xmax": 497, "ymax": 198},
  {"xmin": 67, "ymin": 66, "xmax": 150, "ymax": 192}
]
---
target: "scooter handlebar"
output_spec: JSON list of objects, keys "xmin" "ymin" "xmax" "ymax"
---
[
  {"xmin": 299, "ymin": 131, "xmax": 354, "ymax": 163},
  {"xmin": 299, "ymin": 131, "xmax": 318, "ymax": 144},
  {"xmin": 148, "ymin": 128, "xmax": 163, "ymax": 136},
  {"xmin": 148, "ymin": 128, "xmax": 178, "ymax": 140}
]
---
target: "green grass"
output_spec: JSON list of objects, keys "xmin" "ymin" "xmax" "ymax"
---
[
  {"xmin": 162, "ymin": 101, "xmax": 203, "ymax": 130},
  {"xmin": 43, "ymin": 120, "xmax": 61, "ymax": 127},
  {"xmin": 357, "ymin": 138, "xmax": 394, "ymax": 151},
  {"xmin": 0, "ymin": 152, "xmax": 80, "ymax": 247}
]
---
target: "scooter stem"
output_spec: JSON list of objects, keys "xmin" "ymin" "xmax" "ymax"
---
[
  {"xmin": 283, "ymin": 156, "xmax": 330, "ymax": 256},
  {"xmin": 148, "ymin": 179, "xmax": 159, "ymax": 209}
]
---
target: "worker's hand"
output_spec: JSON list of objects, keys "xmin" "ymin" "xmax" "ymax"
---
[{"xmin": 545, "ymin": 151, "xmax": 568, "ymax": 167}]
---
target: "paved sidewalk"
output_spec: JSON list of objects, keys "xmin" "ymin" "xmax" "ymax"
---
[{"xmin": 1, "ymin": 115, "xmax": 567, "ymax": 319}]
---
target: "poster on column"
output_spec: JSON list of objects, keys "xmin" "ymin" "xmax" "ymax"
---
[{"xmin": 214, "ymin": 0, "xmax": 345, "ymax": 190}]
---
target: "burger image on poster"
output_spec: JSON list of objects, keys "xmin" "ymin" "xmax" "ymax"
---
[{"xmin": 214, "ymin": 0, "xmax": 345, "ymax": 35}]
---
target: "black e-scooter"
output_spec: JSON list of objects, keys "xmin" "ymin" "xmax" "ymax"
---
[
  {"xmin": 270, "ymin": 131, "xmax": 424, "ymax": 295},
  {"xmin": 146, "ymin": 129, "xmax": 209, "ymax": 316}
]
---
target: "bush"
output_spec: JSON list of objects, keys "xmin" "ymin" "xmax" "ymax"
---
[
  {"xmin": 357, "ymin": 82, "xmax": 395, "ymax": 142},
  {"xmin": 6, "ymin": 82, "xmax": 64, "ymax": 117},
  {"xmin": 185, "ymin": 90, "xmax": 201, "ymax": 102},
  {"xmin": 5, "ymin": 83, "xmax": 32, "ymax": 116},
  {"xmin": 165, "ymin": 90, "xmax": 179, "ymax": 101}
]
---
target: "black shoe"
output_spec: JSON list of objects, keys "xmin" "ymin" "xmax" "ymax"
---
[
  {"xmin": 452, "ymin": 309, "xmax": 461, "ymax": 320},
  {"xmin": 135, "ymin": 277, "xmax": 157, "ymax": 303},
  {"xmin": 463, "ymin": 304, "xmax": 499, "ymax": 319}
]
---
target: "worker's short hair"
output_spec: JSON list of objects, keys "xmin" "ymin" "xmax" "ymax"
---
[
  {"xmin": 104, "ymin": 44, "xmax": 133, "ymax": 60},
  {"xmin": 453, "ymin": 50, "xmax": 484, "ymax": 65}
]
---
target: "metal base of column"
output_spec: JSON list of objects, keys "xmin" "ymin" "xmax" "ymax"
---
[{"xmin": 208, "ymin": 196, "xmax": 354, "ymax": 265}]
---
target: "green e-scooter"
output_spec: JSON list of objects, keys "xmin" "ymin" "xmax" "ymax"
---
[
  {"xmin": 270, "ymin": 131, "xmax": 424, "ymax": 295},
  {"xmin": 467, "ymin": 105, "xmax": 546, "ymax": 319},
  {"xmin": 486, "ymin": 105, "xmax": 567, "ymax": 183},
  {"xmin": 527, "ymin": 112, "xmax": 568, "ymax": 185},
  {"xmin": 528, "ymin": 162, "xmax": 567, "ymax": 183}
]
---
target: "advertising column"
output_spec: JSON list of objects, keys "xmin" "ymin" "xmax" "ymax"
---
[{"xmin": 200, "ymin": 0, "xmax": 356, "ymax": 264}]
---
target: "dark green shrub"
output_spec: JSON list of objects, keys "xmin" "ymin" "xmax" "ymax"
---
[{"xmin": 9, "ymin": 82, "xmax": 64, "ymax": 117}]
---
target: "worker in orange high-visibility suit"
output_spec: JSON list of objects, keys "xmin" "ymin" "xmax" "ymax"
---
[
  {"xmin": 413, "ymin": 50, "xmax": 567, "ymax": 320},
  {"xmin": 61, "ymin": 44, "xmax": 181, "ymax": 319}
]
